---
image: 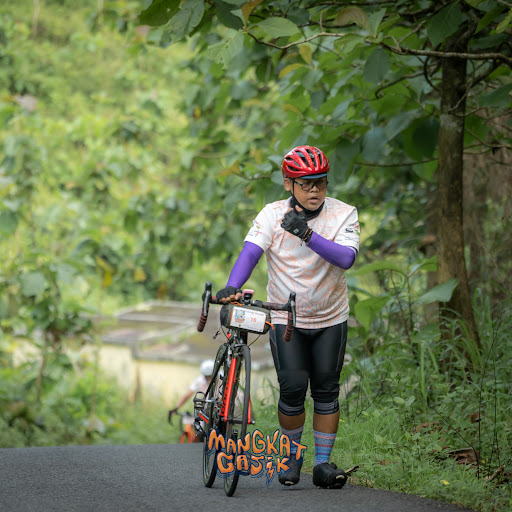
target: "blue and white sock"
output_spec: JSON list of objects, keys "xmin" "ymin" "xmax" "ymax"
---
[
  {"xmin": 282, "ymin": 425, "xmax": 304, "ymax": 460},
  {"xmin": 313, "ymin": 430, "xmax": 336, "ymax": 466}
]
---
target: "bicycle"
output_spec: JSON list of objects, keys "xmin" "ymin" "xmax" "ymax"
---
[
  {"xmin": 168, "ymin": 409, "xmax": 200, "ymax": 444},
  {"xmin": 193, "ymin": 282, "xmax": 296, "ymax": 497}
]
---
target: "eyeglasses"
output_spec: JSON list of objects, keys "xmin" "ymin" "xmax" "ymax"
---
[{"xmin": 290, "ymin": 178, "xmax": 328, "ymax": 192}]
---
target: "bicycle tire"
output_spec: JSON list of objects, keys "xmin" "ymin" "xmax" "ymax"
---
[
  {"xmin": 203, "ymin": 344, "xmax": 227, "ymax": 487},
  {"xmin": 224, "ymin": 344, "xmax": 251, "ymax": 497}
]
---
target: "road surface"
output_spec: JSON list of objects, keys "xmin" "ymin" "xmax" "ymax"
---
[{"xmin": 0, "ymin": 444, "xmax": 474, "ymax": 512}]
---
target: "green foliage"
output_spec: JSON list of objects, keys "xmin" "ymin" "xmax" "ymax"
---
[
  {"xmin": 427, "ymin": 3, "xmax": 468, "ymax": 47},
  {"xmin": 335, "ymin": 292, "xmax": 512, "ymax": 511},
  {"xmin": 349, "ymin": 256, "xmax": 458, "ymax": 335},
  {"xmin": 0, "ymin": 1, "xmax": 510, "ymax": 509},
  {"xmin": 0, "ymin": 341, "xmax": 171, "ymax": 447},
  {"xmin": 0, "ymin": 335, "xmax": 163, "ymax": 445}
]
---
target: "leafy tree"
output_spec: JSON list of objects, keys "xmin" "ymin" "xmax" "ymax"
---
[
  {"xmin": 0, "ymin": 0, "xmax": 201, "ymax": 427},
  {"xmin": 129, "ymin": 0, "xmax": 512, "ymax": 357}
]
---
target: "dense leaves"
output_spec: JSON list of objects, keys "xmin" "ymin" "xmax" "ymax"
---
[
  {"xmin": 1, "ymin": 0, "xmax": 510, "ymax": 364},
  {"xmin": 121, "ymin": 0, "xmax": 511, "ymax": 332},
  {"xmin": 0, "ymin": 3, "xmax": 510, "ymax": 509}
]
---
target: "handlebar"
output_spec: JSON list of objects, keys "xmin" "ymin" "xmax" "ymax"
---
[
  {"xmin": 168, "ymin": 409, "xmax": 194, "ymax": 425},
  {"xmin": 197, "ymin": 282, "xmax": 296, "ymax": 342}
]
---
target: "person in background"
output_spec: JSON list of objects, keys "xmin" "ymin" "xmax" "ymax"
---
[{"xmin": 169, "ymin": 359, "xmax": 214, "ymax": 414}]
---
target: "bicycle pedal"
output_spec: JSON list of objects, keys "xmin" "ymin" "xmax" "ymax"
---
[{"xmin": 193, "ymin": 392, "xmax": 206, "ymax": 410}]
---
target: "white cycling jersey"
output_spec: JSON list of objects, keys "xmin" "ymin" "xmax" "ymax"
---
[
  {"xmin": 189, "ymin": 375, "xmax": 208, "ymax": 393},
  {"xmin": 244, "ymin": 196, "xmax": 359, "ymax": 329}
]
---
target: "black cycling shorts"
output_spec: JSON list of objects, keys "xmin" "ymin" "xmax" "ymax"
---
[{"xmin": 269, "ymin": 322, "xmax": 347, "ymax": 416}]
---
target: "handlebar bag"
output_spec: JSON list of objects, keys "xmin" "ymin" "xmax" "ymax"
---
[{"xmin": 220, "ymin": 304, "xmax": 271, "ymax": 335}]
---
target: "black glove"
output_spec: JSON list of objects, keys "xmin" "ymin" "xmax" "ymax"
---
[
  {"xmin": 215, "ymin": 286, "xmax": 242, "ymax": 302},
  {"xmin": 281, "ymin": 208, "xmax": 312, "ymax": 242},
  {"xmin": 168, "ymin": 408, "xmax": 177, "ymax": 424}
]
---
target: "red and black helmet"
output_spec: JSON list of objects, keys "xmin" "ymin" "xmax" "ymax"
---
[{"xmin": 281, "ymin": 145, "xmax": 330, "ymax": 179}]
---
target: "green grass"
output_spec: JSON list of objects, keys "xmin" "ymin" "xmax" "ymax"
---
[{"xmin": 253, "ymin": 396, "xmax": 511, "ymax": 512}]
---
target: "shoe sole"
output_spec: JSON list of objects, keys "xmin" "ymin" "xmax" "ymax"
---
[
  {"xmin": 315, "ymin": 474, "xmax": 347, "ymax": 489},
  {"xmin": 279, "ymin": 476, "xmax": 300, "ymax": 486}
]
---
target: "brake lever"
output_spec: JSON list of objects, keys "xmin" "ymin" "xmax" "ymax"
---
[
  {"xmin": 289, "ymin": 292, "xmax": 296, "ymax": 327},
  {"xmin": 203, "ymin": 282, "xmax": 212, "ymax": 316}
]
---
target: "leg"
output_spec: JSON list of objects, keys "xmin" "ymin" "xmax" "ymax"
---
[
  {"xmin": 310, "ymin": 322, "xmax": 349, "ymax": 489},
  {"xmin": 310, "ymin": 321, "xmax": 347, "ymax": 440},
  {"xmin": 279, "ymin": 410, "xmax": 305, "ymax": 431},
  {"xmin": 313, "ymin": 410, "xmax": 339, "ymax": 434},
  {"xmin": 269, "ymin": 324, "xmax": 311, "ymax": 427},
  {"xmin": 270, "ymin": 325, "xmax": 311, "ymax": 485}
]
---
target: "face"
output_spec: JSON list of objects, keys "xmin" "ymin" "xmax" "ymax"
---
[{"xmin": 284, "ymin": 176, "xmax": 328, "ymax": 210}]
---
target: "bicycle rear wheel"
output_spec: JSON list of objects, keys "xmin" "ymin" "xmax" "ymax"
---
[
  {"xmin": 203, "ymin": 344, "xmax": 227, "ymax": 487},
  {"xmin": 224, "ymin": 344, "xmax": 251, "ymax": 497}
]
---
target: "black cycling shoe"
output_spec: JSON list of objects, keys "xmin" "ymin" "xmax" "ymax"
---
[
  {"xmin": 279, "ymin": 456, "xmax": 303, "ymax": 486},
  {"xmin": 312, "ymin": 462, "xmax": 348, "ymax": 489}
]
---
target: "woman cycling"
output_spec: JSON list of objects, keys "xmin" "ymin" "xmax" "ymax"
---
[{"xmin": 216, "ymin": 146, "xmax": 360, "ymax": 489}]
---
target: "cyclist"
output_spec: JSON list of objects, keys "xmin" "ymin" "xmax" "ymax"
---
[
  {"xmin": 169, "ymin": 359, "xmax": 214, "ymax": 419},
  {"xmin": 216, "ymin": 146, "xmax": 359, "ymax": 489}
]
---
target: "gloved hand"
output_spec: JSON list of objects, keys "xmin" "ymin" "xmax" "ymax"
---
[
  {"xmin": 215, "ymin": 286, "xmax": 242, "ymax": 303},
  {"xmin": 168, "ymin": 408, "xmax": 177, "ymax": 424},
  {"xmin": 281, "ymin": 208, "xmax": 310, "ymax": 240}
]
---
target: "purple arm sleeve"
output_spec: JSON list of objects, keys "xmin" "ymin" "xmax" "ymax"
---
[
  {"xmin": 226, "ymin": 241, "xmax": 264, "ymax": 288},
  {"xmin": 307, "ymin": 231, "xmax": 357, "ymax": 269}
]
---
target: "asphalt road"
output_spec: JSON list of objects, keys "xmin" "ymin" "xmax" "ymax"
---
[{"xmin": 0, "ymin": 444, "xmax": 475, "ymax": 512}]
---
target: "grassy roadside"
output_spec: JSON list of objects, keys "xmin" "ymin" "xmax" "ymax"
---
[
  {"xmin": 335, "ymin": 410, "xmax": 510, "ymax": 512},
  {"xmin": 254, "ymin": 397, "xmax": 511, "ymax": 512},
  {"xmin": 1, "ymin": 349, "xmax": 509, "ymax": 511}
]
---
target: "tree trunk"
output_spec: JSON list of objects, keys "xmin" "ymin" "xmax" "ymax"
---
[{"xmin": 437, "ymin": 37, "xmax": 481, "ymax": 353}]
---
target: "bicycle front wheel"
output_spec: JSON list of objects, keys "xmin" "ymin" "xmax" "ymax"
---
[
  {"xmin": 203, "ymin": 344, "xmax": 227, "ymax": 487},
  {"xmin": 224, "ymin": 344, "xmax": 251, "ymax": 497}
]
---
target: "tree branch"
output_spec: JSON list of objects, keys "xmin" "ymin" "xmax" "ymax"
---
[
  {"xmin": 247, "ymin": 31, "xmax": 512, "ymax": 66},
  {"xmin": 246, "ymin": 31, "xmax": 332, "ymax": 50},
  {"xmin": 31, "ymin": 0, "xmax": 40, "ymax": 39},
  {"xmin": 315, "ymin": 1, "xmax": 395, "ymax": 5},
  {"xmin": 423, "ymin": 55, "xmax": 441, "ymax": 92},
  {"xmin": 314, "ymin": 0, "xmax": 436, "ymax": 17},
  {"xmin": 355, "ymin": 158, "xmax": 437, "ymax": 167},
  {"xmin": 374, "ymin": 69, "xmax": 429, "ymax": 98},
  {"xmin": 465, "ymin": 128, "xmax": 512, "ymax": 151},
  {"xmin": 463, "ymin": 148, "xmax": 512, "ymax": 165},
  {"xmin": 379, "ymin": 40, "xmax": 512, "ymax": 66}
]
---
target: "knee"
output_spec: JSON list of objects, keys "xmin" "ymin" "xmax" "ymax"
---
[
  {"xmin": 310, "ymin": 372, "xmax": 340, "ymax": 415},
  {"xmin": 277, "ymin": 370, "xmax": 309, "ymax": 416}
]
